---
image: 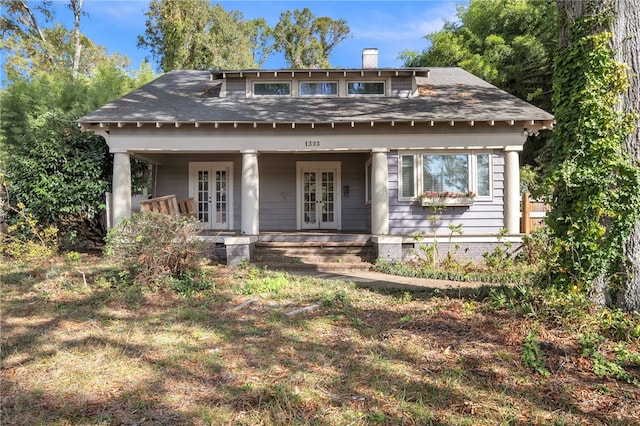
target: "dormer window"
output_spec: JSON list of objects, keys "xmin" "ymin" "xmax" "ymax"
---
[
  {"xmin": 253, "ymin": 82, "xmax": 291, "ymax": 96},
  {"xmin": 300, "ymin": 82, "xmax": 338, "ymax": 96},
  {"xmin": 347, "ymin": 81, "xmax": 385, "ymax": 95}
]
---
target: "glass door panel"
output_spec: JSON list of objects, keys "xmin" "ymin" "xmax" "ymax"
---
[
  {"xmin": 300, "ymin": 167, "xmax": 338, "ymax": 229},
  {"xmin": 189, "ymin": 162, "xmax": 233, "ymax": 230}
]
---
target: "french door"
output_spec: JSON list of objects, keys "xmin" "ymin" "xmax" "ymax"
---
[
  {"xmin": 189, "ymin": 162, "xmax": 233, "ymax": 230},
  {"xmin": 297, "ymin": 162, "xmax": 341, "ymax": 230}
]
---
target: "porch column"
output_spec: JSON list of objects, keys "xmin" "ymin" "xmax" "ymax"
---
[
  {"xmin": 371, "ymin": 149, "xmax": 389, "ymax": 235},
  {"xmin": 504, "ymin": 147, "xmax": 521, "ymax": 234},
  {"xmin": 241, "ymin": 150, "xmax": 259, "ymax": 235},
  {"xmin": 112, "ymin": 152, "xmax": 132, "ymax": 227}
]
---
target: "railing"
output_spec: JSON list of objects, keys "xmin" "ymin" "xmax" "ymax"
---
[
  {"xmin": 521, "ymin": 192, "xmax": 549, "ymax": 234},
  {"xmin": 139, "ymin": 195, "xmax": 196, "ymax": 217}
]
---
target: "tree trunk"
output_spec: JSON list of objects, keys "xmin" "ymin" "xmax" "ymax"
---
[
  {"xmin": 557, "ymin": 0, "xmax": 640, "ymax": 311},
  {"xmin": 70, "ymin": 0, "xmax": 84, "ymax": 79},
  {"xmin": 614, "ymin": 0, "xmax": 640, "ymax": 312}
]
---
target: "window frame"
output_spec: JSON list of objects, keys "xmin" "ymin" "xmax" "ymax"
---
[
  {"xmin": 346, "ymin": 80, "xmax": 386, "ymax": 96},
  {"xmin": 397, "ymin": 151, "xmax": 493, "ymax": 202},
  {"xmin": 299, "ymin": 81, "xmax": 339, "ymax": 97},
  {"xmin": 252, "ymin": 81, "xmax": 292, "ymax": 97}
]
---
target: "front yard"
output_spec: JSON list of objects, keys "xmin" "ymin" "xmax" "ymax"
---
[{"xmin": 1, "ymin": 255, "xmax": 639, "ymax": 425}]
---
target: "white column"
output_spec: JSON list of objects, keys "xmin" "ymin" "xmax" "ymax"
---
[
  {"xmin": 504, "ymin": 148, "xmax": 521, "ymax": 234},
  {"xmin": 371, "ymin": 149, "xmax": 389, "ymax": 235},
  {"xmin": 112, "ymin": 152, "xmax": 131, "ymax": 227},
  {"xmin": 241, "ymin": 150, "xmax": 259, "ymax": 235}
]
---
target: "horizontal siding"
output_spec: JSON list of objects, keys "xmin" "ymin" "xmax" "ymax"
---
[
  {"xmin": 391, "ymin": 76, "xmax": 413, "ymax": 97},
  {"xmin": 154, "ymin": 153, "xmax": 242, "ymax": 229},
  {"xmin": 388, "ymin": 150, "xmax": 505, "ymax": 236},
  {"xmin": 225, "ymin": 78, "xmax": 246, "ymax": 98},
  {"xmin": 258, "ymin": 156, "xmax": 297, "ymax": 230},
  {"xmin": 259, "ymin": 153, "xmax": 370, "ymax": 231}
]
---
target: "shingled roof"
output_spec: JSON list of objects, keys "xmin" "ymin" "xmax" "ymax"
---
[{"xmin": 78, "ymin": 67, "xmax": 553, "ymax": 128}]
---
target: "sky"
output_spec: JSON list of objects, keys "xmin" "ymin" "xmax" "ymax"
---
[{"xmin": 41, "ymin": 0, "xmax": 463, "ymax": 72}]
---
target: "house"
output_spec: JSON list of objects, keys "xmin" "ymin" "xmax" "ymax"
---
[{"xmin": 78, "ymin": 49, "xmax": 553, "ymax": 266}]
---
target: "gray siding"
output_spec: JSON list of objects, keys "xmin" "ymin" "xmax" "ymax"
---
[
  {"xmin": 259, "ymin": 153, "xmax": 370, "ymax": 231},
  {"xmin": 225, "ymin": 78, "xmax": 246, "ymax": 98},
  {"xmin": 388, "ymin": 150, "xmax": 505, "ymax": 236},
  {"xmin": 154, "ymin": 153, "xmax": 242, "ymax": 230},
  {"xmin": 391, "ymin": 76, "xmax": 413, "ymax": 97}
]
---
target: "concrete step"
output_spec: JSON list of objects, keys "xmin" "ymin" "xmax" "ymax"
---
[
  {"xmin": 253, "ymin": 241, "xmax": 376, "ymax": 266},
  {"xmin": 252, "ymin": 260, "xmax": 374, "ymax": 273}
]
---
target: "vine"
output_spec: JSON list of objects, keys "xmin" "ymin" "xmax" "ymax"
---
[{"xmin": 540, "ymin": 12, "xmax": 640, "ymax": 294}]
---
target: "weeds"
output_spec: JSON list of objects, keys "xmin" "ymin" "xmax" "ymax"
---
[
  {"xmin": 2, "ymin": 255, "xmax": 639, "ymax": 425},
  {"xmin": 0, "ymin": 201, "xmax": 58, "ymax": 260},
  {"xmin": 522, "ymin": 329, "xmax": 551, "ymax": 377},
  {"xmin": 377, "ymin": 228, "xmax": 537, "ymax": 285}
]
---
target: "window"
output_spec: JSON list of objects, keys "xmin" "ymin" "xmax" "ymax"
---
[
  {"xmin": 423, "ymin": 154, "xmax": 468, "ymax": 193},
  {"xmin": 253, "ymin": 82, "xmax": 290, "ymax": 96},
  {"xmin": 398, "ymin": 152, "xmax": 493, "ymax": 201},
  {"xmin": 475, "ymin": 154, "xmax": 491, "ymax": 197},
  {"xmin": 300, "ymin": 82, "xmax": 338, "ymax": 96},
  {"xmin": 400, "ymin": 155, "xmax": 416, "ymax": 198},
  {"xmin": 347, "ymin": 81, "xmax": 385, "ymax": 95}
]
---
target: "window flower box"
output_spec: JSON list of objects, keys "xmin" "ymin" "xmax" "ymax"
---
[{"xmin": 419, "ymin": 191, "xmax": 476, "ymax": 207}]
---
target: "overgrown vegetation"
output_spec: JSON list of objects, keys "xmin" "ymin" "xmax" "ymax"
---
[
  {"xmin": 103, "ymin": 212, "xmax": 209, "ymax": 291},
  {"xmin": 0, "ymin": 196, "xmax": 58, "ymax": 261},
  {"xmin": 374, "ymin": 227, "xmax": 543, "ymax": 285},
  {"xmin": 540, "ymin": 8, "xmax": 640, "ymax": 306},
  {"xmin": 2, "ymin": 255, "xmax": 638, "ymax": 425}
]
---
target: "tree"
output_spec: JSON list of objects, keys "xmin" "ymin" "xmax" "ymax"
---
[
  {"xmin": 138, "ymin": 0, "xmax": 269, "ymax": 71},
  {"xmin": 543, "ymin": 0, "xmax": 640, "ymax": 311},
  {"xmin": 400, "ymin": 0, "xmax": 558, "ymax": 112},
  {"xmin": 1, "ymin": 64, "xmax": 154, "ymax": 247},
  {"xmin": 1, "ymin": 1, "xmax": 155, "ymax": 247},
  {"xmin": 272, "ymin": 8, "xmax": 350, "ymax": 68},
  {"xmin": 1, "ymin": 0, "xmax": 129, "ymax": 81}
]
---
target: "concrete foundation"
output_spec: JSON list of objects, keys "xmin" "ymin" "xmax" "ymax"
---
[{"xmin": 224, "ymin": 236, "xmax": 256, "ymax": 267}]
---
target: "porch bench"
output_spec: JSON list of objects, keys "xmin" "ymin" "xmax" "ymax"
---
[{"xmin": 139, "ymin": 195, "xmax": 196, "ymax": 218}]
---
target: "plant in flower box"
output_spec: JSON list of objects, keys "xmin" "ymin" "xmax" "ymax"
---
[{"xmin": 419, "ymin": 191, "xmax": 476, "ymax": 207}]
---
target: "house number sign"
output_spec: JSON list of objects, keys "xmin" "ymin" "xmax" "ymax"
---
[{"xmin": 304, "ymin": 140, "xmax": 321, "ymax": 147}]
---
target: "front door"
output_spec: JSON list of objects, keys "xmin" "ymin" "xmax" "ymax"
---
[
  {"xmin": 189, "ymin": 162, "xmax": 233, "ymax": 230},
  {"xmin": 297, "ymin": 161, "xmax": 341, "ymax": 230}
]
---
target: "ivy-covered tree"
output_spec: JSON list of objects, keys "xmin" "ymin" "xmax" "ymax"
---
[
  {"xmin": 272, "ymin": 8, "xmax": 350, "ymax": 68},
  {"xmin": 138, "ymin": 0, "xmax": 270, "ymax": 71},
  {"xmin": 543, "ymin": 0, "xmax": 640, "ymax": 311}
]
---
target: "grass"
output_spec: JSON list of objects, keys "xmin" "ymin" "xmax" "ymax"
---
[{"xmin": 2, "ymin": 255, "xmax": 639, "ymax": 425}]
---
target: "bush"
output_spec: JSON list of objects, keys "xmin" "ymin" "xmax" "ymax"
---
[
  {"xmin": 104, "ymin": 212, "xmax": 207, "ymax": 289},
  {"xmin": 0, "ymin": 199, "xmax": 58, "ymax": 261}
]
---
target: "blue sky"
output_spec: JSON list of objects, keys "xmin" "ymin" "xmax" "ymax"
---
[{"xmin": 42, "ymin": 0, "xmax": 463, "ymax": 71}]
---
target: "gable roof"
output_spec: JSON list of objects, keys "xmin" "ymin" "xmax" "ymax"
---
[{"xmin": 78, "ymin": 67, "xmax": 553, "ymax": 129}]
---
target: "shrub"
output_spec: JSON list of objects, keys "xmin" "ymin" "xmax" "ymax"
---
[
  {"xmin": 0, "ymin": 200, "xmax": 58, "ymax": 261},
  {"xmin": 104, "ymin": 212, "xmax": 207, "ymax": 289}
]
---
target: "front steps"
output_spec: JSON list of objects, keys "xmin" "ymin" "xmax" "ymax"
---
[{"xmin": 252, "ymin": 236, "xmax": 376, "ymax": 272}]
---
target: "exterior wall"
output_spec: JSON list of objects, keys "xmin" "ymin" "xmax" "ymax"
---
[
  {"xmin": 390, "ymin": 76, "xmax": 413, "ymax": 97},
  {"xmin": 259, "ymin": 153, "xmax": 370, "ymax": 231},
  {"xmin": 154, "ymin": 153, "xmax": 242, "ymax": 230},
  {"xmin": 225, "ymin": 78, "xmax": 246, "ymax": 98},
  {"xmin": 152, "ymin": 152, "xmax": 370, "ymax": 232},
  {"xmin": 388, "ymin": 150, "xmax": 505, "ymax": 236},
  {"xmin": 402, "ymin": 238, "xmax": 521, "ymax": 263}
]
